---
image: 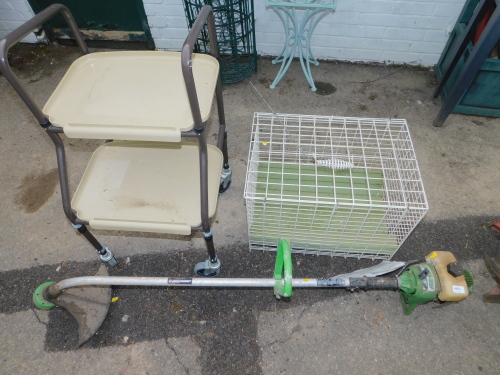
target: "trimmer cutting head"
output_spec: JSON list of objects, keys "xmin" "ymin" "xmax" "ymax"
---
[{"xmin": 34, "ymin": 264, "xmax": 111, "ymax": 346}]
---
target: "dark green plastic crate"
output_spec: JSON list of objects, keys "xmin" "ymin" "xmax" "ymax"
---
[{"xmin": 434, "ymin": 0, "xmax": 500, "ymax": 117}]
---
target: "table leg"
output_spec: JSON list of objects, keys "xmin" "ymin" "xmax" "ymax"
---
[
  {"xmin": 269, "ymin": 6, "xmax": 333, "ymax": 91},
  {"xmin": 270, "ymin": 7, "xmax": 299, "ymax": 90},
  {"xmin": 297, "ymin": 8, "xmax": 331, "ymax": 91}
]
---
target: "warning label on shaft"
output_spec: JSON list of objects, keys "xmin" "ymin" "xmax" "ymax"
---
[{"xmin": 168, "ymin": 278, "xmax": 193, "ymax": 285}]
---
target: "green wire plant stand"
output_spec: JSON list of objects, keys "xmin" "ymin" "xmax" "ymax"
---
[
  {"xmin": 184, "ymin": 0, "xmax": 258, "ymax": 83},
  {"xmin": 266, "ymin": 0, "xmax": 337, "ymax": 91}
]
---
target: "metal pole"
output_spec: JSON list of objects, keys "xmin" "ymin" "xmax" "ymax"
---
[{"xmin": 51, "ymin": 276, "xmax": 350, "ymax": 292}]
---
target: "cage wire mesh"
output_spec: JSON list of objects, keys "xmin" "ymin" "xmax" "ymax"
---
[
  {"xmin": 183, "ymin": 0, "xmax": 257, "ymax": 83},
  {"xmin": 244, "ymin": 113, "xmax": 429, "ymax": 260}
]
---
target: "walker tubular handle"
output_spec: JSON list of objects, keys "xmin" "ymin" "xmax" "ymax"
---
[{"xmin": 0, "ymin": 4, "xmax": 88, "ymax": 124}]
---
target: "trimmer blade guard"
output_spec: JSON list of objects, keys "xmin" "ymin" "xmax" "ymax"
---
[{"xmin": 52, "ymin": 264, "xmax": 111, "ymax": 346}]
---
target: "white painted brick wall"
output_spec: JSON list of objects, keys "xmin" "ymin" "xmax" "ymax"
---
[
  {"xmin": 143, "ymin": 0, "xmax": 466, "ymax": 66},
  {"xmin": 0, "ymin": 0, "xmax": 37, "ymax": 42},
  {"xmin": 143, "ymin": 1, "xmax": 188, "ymax": 50},
  {"xmin": 0, "ymin": 0, "xmax": 467, "ymax": 66}
]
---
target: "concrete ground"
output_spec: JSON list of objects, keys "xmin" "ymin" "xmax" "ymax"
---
[{"xmin": 0, "ymin": 43, "xmax": 499, "ymax": 374}]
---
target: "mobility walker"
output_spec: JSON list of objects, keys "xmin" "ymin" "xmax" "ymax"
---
[{"xmin": 0, "ymin": 4, "xmax": 231, "ymax": 277}]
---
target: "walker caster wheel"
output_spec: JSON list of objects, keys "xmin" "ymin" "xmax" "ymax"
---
[
  {"xmin": 219, "ymin": 167, "xmax": 232, "ymax": 194},
  {"xmin": 33, "ymin": 282, "xmax": 56, "ymax": 309},
  {"xmin": 219, "ymin": 179, "xmax": 231, "ymax": 194},
  {"xmin": 194, "ymin": 258, "xmax": 221, "ymax": 277}
]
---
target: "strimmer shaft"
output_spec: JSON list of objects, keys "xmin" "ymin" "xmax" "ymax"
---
[{"xmin": 46, "ymin": 275, "xmax": 399, "ymax": 299}]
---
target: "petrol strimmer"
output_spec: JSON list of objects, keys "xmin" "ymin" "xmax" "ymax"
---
[{"xmin": 33, "ymin": 239, "xmax": 473, "ymax": 345}]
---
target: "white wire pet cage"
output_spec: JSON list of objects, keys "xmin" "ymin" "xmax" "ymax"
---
[{"xmin": 244, "ymin": 113, "xmax": 428, "ymax": 260}]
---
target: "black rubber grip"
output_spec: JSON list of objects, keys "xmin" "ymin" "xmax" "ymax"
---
[{"xmin": 349, "ymin": 277, "xmax": 399, "ymax": 290}]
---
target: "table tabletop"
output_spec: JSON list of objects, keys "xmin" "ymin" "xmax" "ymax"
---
[{"xmin": 266, "ymin": 0, "xmax": 337, "ymax": 9}]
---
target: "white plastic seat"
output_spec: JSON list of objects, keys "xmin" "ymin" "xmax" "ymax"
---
[
  {"xmin": 72, "ymin": 141, "xmax": 223, "ymax": 235},
  {"xmin": 43, "ymin": 51, "xmax": 220, "ymax": 142}
]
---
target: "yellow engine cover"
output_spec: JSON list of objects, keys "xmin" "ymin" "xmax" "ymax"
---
[{"xmin": 425, "ymin": 251, "xmax": 469, "ymax": 302}]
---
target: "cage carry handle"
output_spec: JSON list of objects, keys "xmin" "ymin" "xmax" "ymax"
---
[
  {"xmin": 274, "ymin": 238, "xmax": 293, "ymax": 298},
  {"xmin": 0, "ymin": 4, "xmax": 88, "ymax": 125}
]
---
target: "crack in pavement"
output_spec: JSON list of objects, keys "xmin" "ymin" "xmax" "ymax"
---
[
  {"xmin": 166, "ymin": 339, "xmax": 191, "ymax": 375},
  {"xmin": 265, "ymin": 305, "xmax": 311, "ymax": 348},
  {"xmin": 32, "ymin": 308, "xmax": 49, "ymax": 326}
]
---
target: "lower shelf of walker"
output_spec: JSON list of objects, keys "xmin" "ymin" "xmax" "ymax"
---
[{"xmin": 72, "ymin": 141, "xmax": 223, "ymax": 235}]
